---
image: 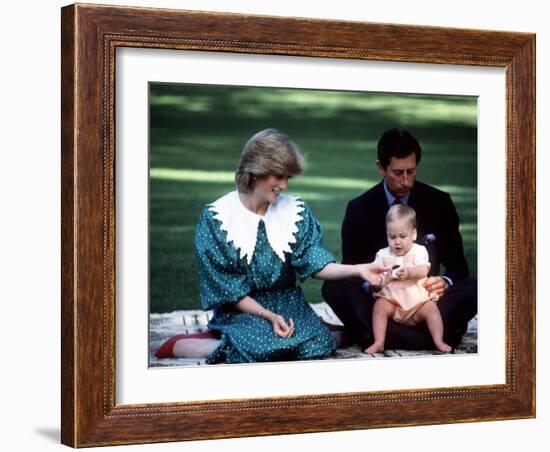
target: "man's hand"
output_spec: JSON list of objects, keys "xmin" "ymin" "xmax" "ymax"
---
[{"xmin": 423, "ymin": 276, "xmax": 449, "ymax": 298}]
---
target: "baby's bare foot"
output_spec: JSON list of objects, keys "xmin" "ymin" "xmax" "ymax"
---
[
  {"xmin": 435, "ymin": 342, "xmax": 452, "ymax": 353},
  {"xmin": 364, "ymin": 343, "xmax": 384, "ymax": 354}
]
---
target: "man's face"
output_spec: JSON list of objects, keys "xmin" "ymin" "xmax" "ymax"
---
[{"xmin": 377, "ymin": 153, "xmax": 417, "ymax": 199}]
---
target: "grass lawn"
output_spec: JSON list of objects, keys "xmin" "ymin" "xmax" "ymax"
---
[{"xmin": 149, "ymin": 84, "xmax": 477, "ymax": 313}]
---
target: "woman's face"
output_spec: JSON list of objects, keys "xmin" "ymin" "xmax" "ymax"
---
[
  {"xmin": 386, "ymin": 218, "xmax": 417, "ymax": 256},
  {"xmin": 253, "ymin": 174, "xmax": 289, "ymax": 204}
]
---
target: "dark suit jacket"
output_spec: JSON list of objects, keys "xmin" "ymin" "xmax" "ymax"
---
[{"xmin": 341, "ymin": 180, "xmax": 469, "ymax": 283}]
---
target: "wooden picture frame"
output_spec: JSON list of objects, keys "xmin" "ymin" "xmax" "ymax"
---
[{"xmin": 61, "ymin": 3, "xmax": 535, "ymax": 447}]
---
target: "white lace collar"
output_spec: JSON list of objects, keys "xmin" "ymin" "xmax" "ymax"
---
[{"xmin": 208, "ymin": 191, "xmax": 305, "ymax": 264}]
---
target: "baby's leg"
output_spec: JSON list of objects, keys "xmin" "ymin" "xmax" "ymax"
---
[
  {"xmin": 364, "ymin": 298, "xmax": 396, "ymax": 354},
  {"xmin": 412, "ymin": 301, "xmax": 452, "ymax": 352}
]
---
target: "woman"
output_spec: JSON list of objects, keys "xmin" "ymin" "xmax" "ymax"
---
[{"xmin": 156, "ymin": 129, "xmax": 388, "ymax": 364}]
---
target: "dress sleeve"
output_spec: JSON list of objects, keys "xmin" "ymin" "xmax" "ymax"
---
[
  {"xmin": 290, "ymin": 202, "xmax": 335, "ymax": 282},
  {"xmin": 413, "ymin": 244, "xmax": 430, "ymax": 266},
  {"xmin": 194, "ymin": 208, "xmax": 251, "ymax": 311}
]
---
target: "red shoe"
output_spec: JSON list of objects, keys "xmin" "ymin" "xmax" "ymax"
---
[{"xmin": 155, "ymin": 331, "xmax": 218, "ymax": 358}]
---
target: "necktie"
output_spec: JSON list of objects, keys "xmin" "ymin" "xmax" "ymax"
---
[{"xmin": 393, "ymin": 198, "xmax": 402, "ymax": 206}]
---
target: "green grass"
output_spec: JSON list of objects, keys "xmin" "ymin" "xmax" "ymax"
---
[{"xmin": 149, "ymin": 83, "xmax": 478, "ymax": 313}]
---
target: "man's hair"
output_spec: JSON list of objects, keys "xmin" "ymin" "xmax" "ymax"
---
[
  {"xmin": 235, "ymin": 129, "xmax": 305, "ymax": 193},
  {"xmin": 386, "ymin": 204, "xmax": 417, "ymax": 230},
  {"xmin": 377, "ymin": 128, "xmax": 422, "ymax": 169}
]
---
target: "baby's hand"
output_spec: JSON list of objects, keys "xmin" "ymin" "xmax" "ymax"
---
[
  {"xmin": 395, "ymin": 267, "xmax": 408, "ymax": 281},
  {"xmin": 389, "ymin": 265, "xmax": 401, "ymax": 280}
]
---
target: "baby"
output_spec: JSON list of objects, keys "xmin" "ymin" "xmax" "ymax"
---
[{"xmin": 364, "ymin": 204, "xmax": 452, "ymax": 354}]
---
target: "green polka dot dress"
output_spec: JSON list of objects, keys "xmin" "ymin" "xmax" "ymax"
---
[{"xmin": 194, "ymin": 191, "xmax": 336, "ymax": 364}]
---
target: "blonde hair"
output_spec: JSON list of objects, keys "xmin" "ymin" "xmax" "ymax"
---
[
  {"xmin": 235, "ymin": 129, "xmax": 305, "ymax": 193},
  {"xmin": 386, "ymin": 204, "xmax": 417, "ymax": 229}
]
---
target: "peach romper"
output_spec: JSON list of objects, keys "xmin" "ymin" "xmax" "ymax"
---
[{"xmin": 373, "ymin": 243, "xmax": 436, "ymax": 325}]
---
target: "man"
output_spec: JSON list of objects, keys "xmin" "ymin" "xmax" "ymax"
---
[{"xmin": 322, "ymin": 128, "xmax": 477, "ymax": 351}]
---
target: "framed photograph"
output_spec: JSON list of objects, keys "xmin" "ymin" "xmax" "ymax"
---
[{"xmin": 61, "ymin": 3, "xmax": 535, "ymax": 447}]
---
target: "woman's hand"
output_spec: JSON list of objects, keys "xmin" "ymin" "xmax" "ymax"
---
[
  {"xmin": 355, "ymin": 262, "xmax": 392, "ymax": 285},
  {"xmin": 264, "ymin": 312, "xmax": 295, "ymax": 338}
]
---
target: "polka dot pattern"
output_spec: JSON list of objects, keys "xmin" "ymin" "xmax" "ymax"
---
[{"xmin": 194, "ymin": 201, "xmax": 336, "ymax": 364}]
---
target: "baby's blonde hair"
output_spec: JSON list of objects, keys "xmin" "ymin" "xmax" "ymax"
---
[{"xmin": 386, "ymin": 204, "xmax": 417, "ymax": 229}]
